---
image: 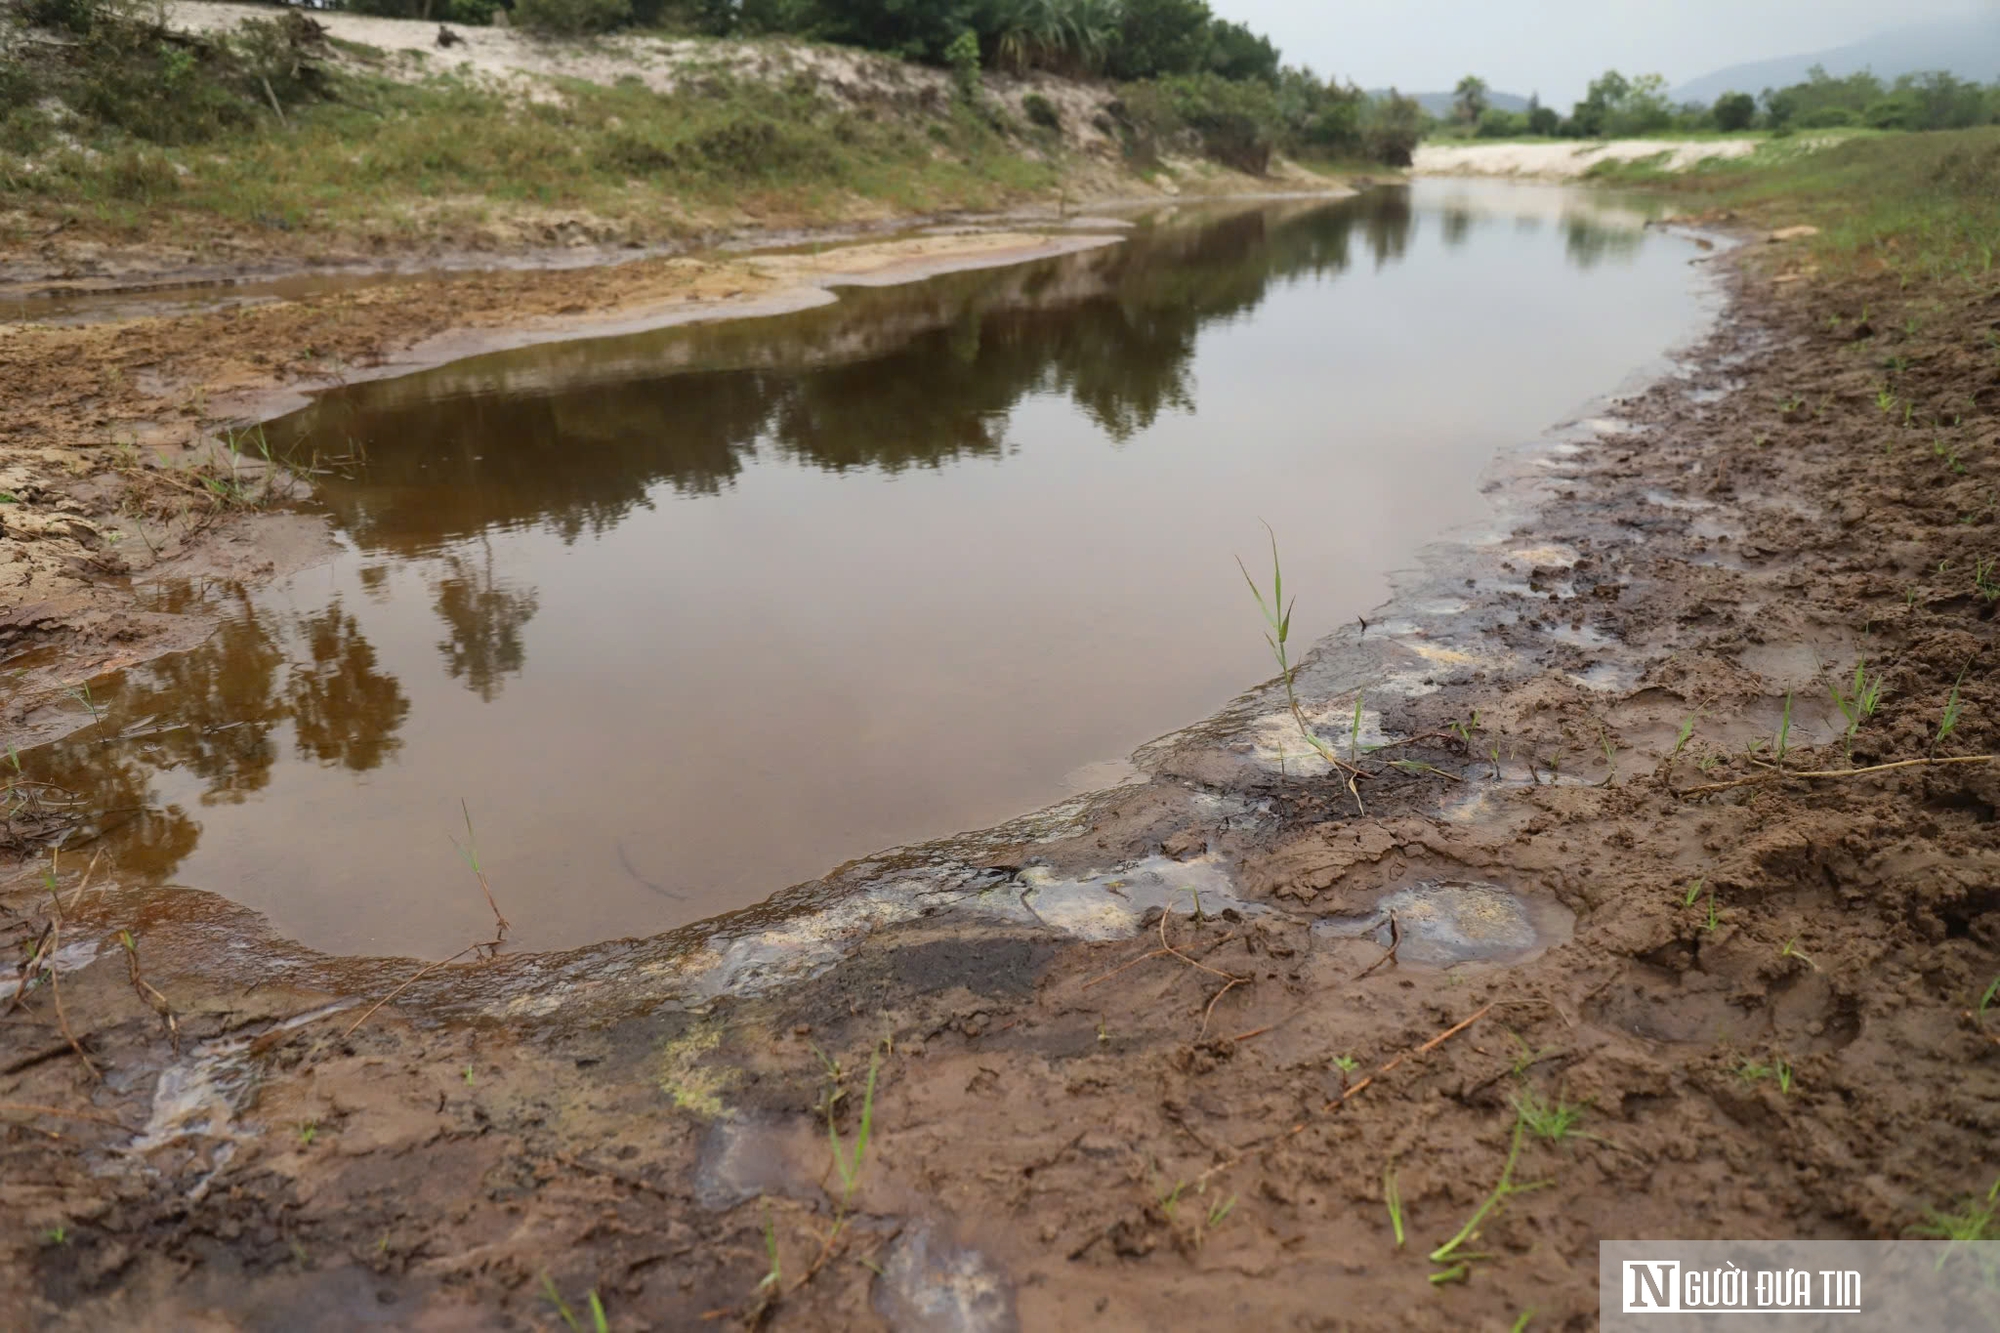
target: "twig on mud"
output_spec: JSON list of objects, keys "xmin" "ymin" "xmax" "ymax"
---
[
  {"xmin": 1079, "ymin": 946, "xmax": 1172, "ymax": 990},
  {"xmin": 43, "ymin": 923, "xmax": 100, "ymax": 1081},
  {"xmin": 1150, "ymin": 912, "xmax": 1251, "ymax": 1039},
  {"xmin": 1679, "ymin": 753, "xmax": 1997, "ymax": 796},
  {"xmin": 1355, "ymin": 913, "xmax": 1402, "ymax": 980},
  {"xmin": 1185, "ymin": 1002, "xmax": 1496, "ymax": 1194},
  {"xmin": 1323, "ymin": 1002, "xmax": 1494, "ymax": 1111},
  {"xmin": 339, "ymin": 941, "xmax": 488, "ymax": 1039},
  {"xmin": 5, "ymin": 921, "xmax": 54, "ymax": 1017},
  {"xmin": 117, "ymin": 929, "xmax": 180, "ymax": 1054},
  {"xmin": 62, "ymin": 849, "xmax": 103, "ymax": 915},
  {"xmin": 0, "ymin": 1101, "xmax": 132, "ymax": 1131}
]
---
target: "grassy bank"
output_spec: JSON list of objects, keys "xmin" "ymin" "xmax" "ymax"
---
[
  {"xmin": 0, "ymin": 2, "xmax": 1411, "ymax": 261},
  {"xmin": 1589, "ymin": 127, "xmax": 2000, "ymax": 285},
  {"xmin": 4, "ymin": 66, "xmax": 1062, "ymax": 244}
]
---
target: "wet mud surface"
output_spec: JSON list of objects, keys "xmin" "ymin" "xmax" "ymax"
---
[{"xmin": 6, "ymin": 230, "xmax": 2000, "ymax": 1328}]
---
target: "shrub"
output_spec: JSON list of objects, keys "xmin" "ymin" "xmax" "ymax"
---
[
  {"xmin": 946, "ymin": 29, "xmax": 980, "ymax": 101},
  {"xmin": 1475, "ymin": 107, "xmax": 1525, "ymax": 138},
  {"xmin": 1021, "ymin": 91, "xmax": 1060, "ymax": 129},
  {"xmin": 513, "ymin": 0, "xmax": 632, "ymax": 35},
  {"xmin": 1713, "ymin": 91, "xmax": 1755, "ymax": 132},
  {"xmin": 1797, "ymin": 106, "xmax": 1857, "ymax": 129}
]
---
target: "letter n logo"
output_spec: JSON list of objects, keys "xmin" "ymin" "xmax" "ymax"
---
[{"xmin": 1623, "ymin": 1260, "xmax": 1681, "ymax": 1312}]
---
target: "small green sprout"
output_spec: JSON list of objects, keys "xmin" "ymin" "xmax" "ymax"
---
[
  {"xmin": 1738, "ymin": 1057, "xmax": 1795, "ymax": 1094},
  {"xmin": 1682, "ymin": 876, "xmax": 1705, "ymax": 908},
  {"xmin": 540, "ymin": 1275, "xmax": 609, "ymax": 1333},
  {"xmin": 759, "ymin": 1211, "xmax": 782, "ymax": 1291},
  {"xmin": 1512, "ymin": 1088, "xmax": 1584, "ymax": 1144},
  {"xmin": 1206, "ymin": 1194, "xmax": 1238, "ymax": 1229},
  {"xmin": 1384, "ymin": 1167, "xmax": 1405, "ymax": 1248},
  {"xmin": 1670, "ymin": 711, "xmax": 1699, "ymax": 764},
  {"xmin": 1933, "ymin": 667, "xmax": 1970, "ymax": 756},
  {"xmin": 1828, "ymin": 661, "xmax": 1884, "ymax": 752},
  {"xmin": 1974, "ymin": 558, "xmax": 2000, "ymax": 604}
]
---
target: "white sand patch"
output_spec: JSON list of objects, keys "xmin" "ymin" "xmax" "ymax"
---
[{"xmin": 1413, "ymin": 138, "xmax": 1761, "ymax": 180}]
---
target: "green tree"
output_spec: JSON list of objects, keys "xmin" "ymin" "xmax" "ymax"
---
[
  {"xmin": 1569, "ymin": 68, "xmax": 1630, "ymax": 136},
  {"xmin": 1107, "ymin": 0, "xmax": 1214, "ymax": 80},
  {"xmin": 1525, "ymin": 92, "xmax": 1559, "ymax": 135},
  {"xmin": 1207, "ymin": 20, "xmax": 1278, "ymax": 84},
  {"xmin": 1712, "ymin": 90, "xmax": 1756, "ymax": 131},
  {"xmin": 1452, "ymin": 73, "xmax": 1489, "ymax": 124}
]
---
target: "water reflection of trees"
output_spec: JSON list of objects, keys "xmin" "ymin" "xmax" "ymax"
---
[
  {"xmin": 1562, "ymin": 215, "xmax": 1645, "ymax": 269},
  {"xmin": 28, "ymin": 590, "xmax": 409, "ymax": 880},
  {"xmin": 431, "ymin": 543, "xmax": 539, "ymax": 702},
  {"xmin": 279, "ymin": 190, "xmax": 1422, "ymax": 558}
]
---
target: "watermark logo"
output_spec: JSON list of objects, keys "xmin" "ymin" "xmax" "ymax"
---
[{"xmin": 1619, "ymin": 1259, "xmax": 1860, "ymax": 1315}]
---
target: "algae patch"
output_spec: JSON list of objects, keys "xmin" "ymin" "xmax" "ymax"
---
[{"xmin": 657, "ymin": 1026, "xmax": 737, "ymax": 1118}]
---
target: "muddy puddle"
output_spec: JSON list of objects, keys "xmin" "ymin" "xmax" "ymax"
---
[{"xmin": 16, "ymin": 181, "xmax": 1710, "ymax": 958}]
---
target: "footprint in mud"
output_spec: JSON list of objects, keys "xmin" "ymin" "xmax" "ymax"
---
[{"xmin": 1314, "ymin": 879, "xmax": 1573, "ymax": 967}]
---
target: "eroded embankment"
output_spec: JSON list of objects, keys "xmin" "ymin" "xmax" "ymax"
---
[{"xmin": 6, "ymin": 236, "xmax": 2000, "ymax": 1330}]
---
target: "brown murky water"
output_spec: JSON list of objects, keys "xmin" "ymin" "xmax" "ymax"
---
[{"xmin": 23, "ymin": 182, "xmax": 1707, "ymax": 957}]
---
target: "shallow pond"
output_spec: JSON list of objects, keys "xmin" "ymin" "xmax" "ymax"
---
[{"xmin": 26, "ymin": 181, "xmax": 1708, "ymax": 957}]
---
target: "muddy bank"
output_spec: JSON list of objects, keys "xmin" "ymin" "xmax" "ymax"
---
[
  {"xmin": 0, "ymin": 226, "xmax": 1140, "ymax": 746},
  {"xmin": 7, "ymin": 225, "xmax": 1999, "ymax": 1328}
]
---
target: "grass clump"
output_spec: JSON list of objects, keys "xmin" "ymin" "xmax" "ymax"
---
[{"xmin": 1912, "ymin": 1178, "xmax": 2000, "ymax": 1245}]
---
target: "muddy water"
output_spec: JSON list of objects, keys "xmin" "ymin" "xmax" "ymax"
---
[{"xmin": 26, "ymin": 181, "xmax": 1708, "ymax": 957}]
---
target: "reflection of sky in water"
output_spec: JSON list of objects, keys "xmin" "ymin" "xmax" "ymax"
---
[{"xmin": 29, "ymin": 181, "xmax": 1708, "ymax": 958}]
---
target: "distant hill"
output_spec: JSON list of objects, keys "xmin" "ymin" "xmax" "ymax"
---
[
  {"xmin": 1671, "ymin": 16, "xmax": 2000, "ymax": 104},
  {"xmin": 1372, "ymin": 89, "xmax": 1535, "ymax": 118}
]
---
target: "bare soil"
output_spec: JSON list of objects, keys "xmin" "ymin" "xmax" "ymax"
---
[{"xmin": 5, "ymin": 235, "xmax": 2000, "ymax": 1331}]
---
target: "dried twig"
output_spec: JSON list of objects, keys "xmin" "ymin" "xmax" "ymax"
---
[
  {"xmin": 452, "ymin": 799, "xmax": 510, "ymax": 939},
  {"xmin": 44, "ymin": 923, "xmax": 100, "ymax": 1082},
  {"xmin": 1187, "ymin": 1002, "xmax": 1495, "ymax": 1193},
  {"xmin": 1679, "ymin": 753, "xmax": 1996, "ymax": 795},
  {"xmin": 118, "ymin": 929, "xmax": 180, "ymax": 1053},
  {"xmin": 1326, "ymin": 1001, "xmax": 1496, "ymax": 1109},
  {"xmin": 340, "ymin": 942, "xmax": 486, "ymax": 1039},
  {"xmin": 0, "ymin": 1101, "xmax": 131, "ymax": 1130},
  {"xmin": 1356, "ymin": 913, "xmax": 1402, "ymax": 979}
]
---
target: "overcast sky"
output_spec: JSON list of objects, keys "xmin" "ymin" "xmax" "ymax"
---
[{"xmin": 1216, "ymin": 0, "xmax": 1995, "ymax": 104}]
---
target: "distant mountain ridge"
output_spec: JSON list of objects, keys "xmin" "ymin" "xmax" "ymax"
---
[
  {"xmin": 1370, "ymin": 89, "xmax": 1534, "ymax": 117},
  {"xmin": 1671, "ymin": 15, "xmax": 2000, "ymax": 104}
]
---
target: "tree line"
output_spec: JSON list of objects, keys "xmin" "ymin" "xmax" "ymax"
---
[{"xmin": 1441, "ymin": 64, "xmax": 2000, "ymax": 140}]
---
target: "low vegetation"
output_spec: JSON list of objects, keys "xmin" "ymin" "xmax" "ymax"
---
[
  {"xmin": 1432, "ymin": 63, "xmax": 2000, "ymax": 143},
  {"xmin": 1586, "ymin": 126, "xmax": 2000, "ymax": 285},
  {"xmin": 0, "ymin": 0, "xmax": 1418, "ymax": 249}
]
